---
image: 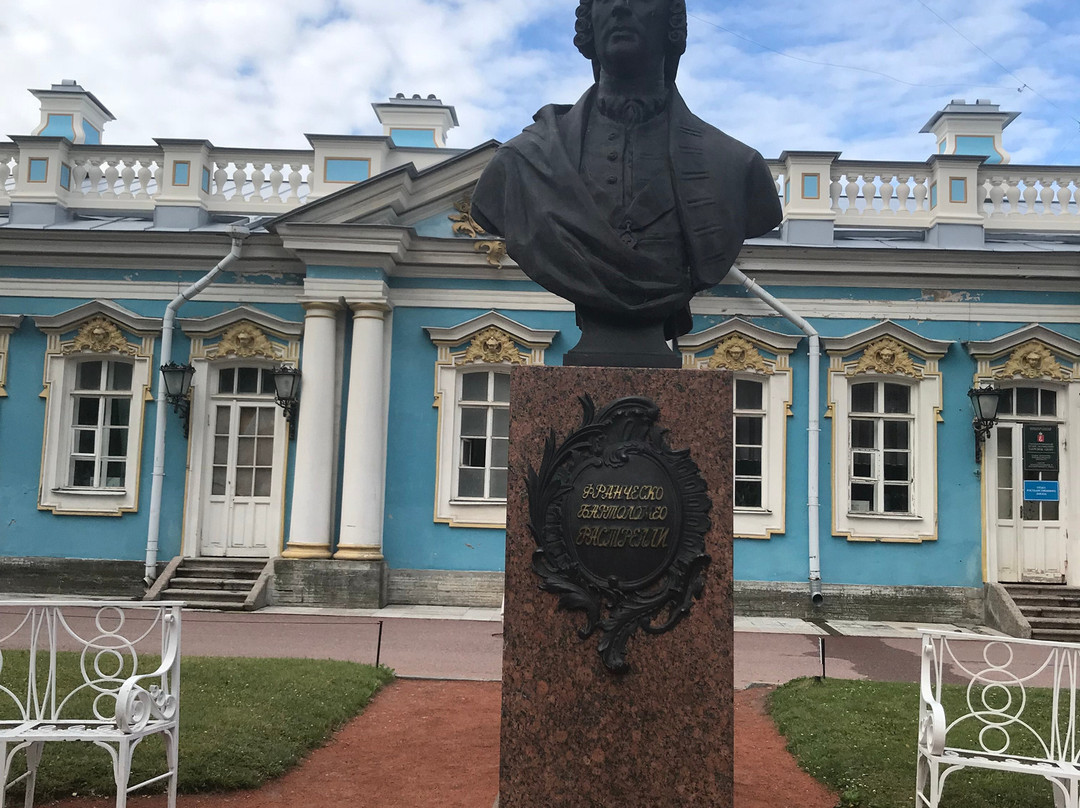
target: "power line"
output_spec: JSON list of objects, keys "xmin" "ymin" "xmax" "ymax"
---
[
  {"xmin": 686, "ymin": 11, "xmax": 1016, "ymax": 92},
  {"xmin": 914, "ymin": 0, "xmax": 1080, "ymax": 128}
]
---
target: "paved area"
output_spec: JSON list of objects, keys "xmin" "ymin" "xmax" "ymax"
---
[{"xmin": 163, "ymin": 605, "xmax": 1001, "ymax": 686}]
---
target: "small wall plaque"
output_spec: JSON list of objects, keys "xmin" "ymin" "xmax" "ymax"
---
[{"xmin": 526, "ymin": 395, "xmax": 711, "ymax": 673}]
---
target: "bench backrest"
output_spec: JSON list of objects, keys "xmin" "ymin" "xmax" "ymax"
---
[
  {"xmin": 0, "ymin": 601, "xmax": 182, "ymax": 727},
  {"xmin": 920, "ymin": 630, "xmax": 1080, "ymax": 764}
]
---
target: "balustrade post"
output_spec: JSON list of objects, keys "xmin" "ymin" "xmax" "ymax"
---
[
  {"xmin": 306, "ymin": 135, "xmax": 386, "ymax": 201},
  {"xmin": 779, "ymin": 151, "xmax": 840, "ymax": 245},
  {"xmin": 927, "ymin": 154, "xmax": 986, "ymax": 248},
  {"xmin": 152, "ymin": 139, "xmax": 213, "ymax": 226},
  {"xmin": 6, "ymin": 136, "xmax": 75, "ymax": 225}
]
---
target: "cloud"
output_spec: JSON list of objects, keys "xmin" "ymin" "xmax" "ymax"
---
[{"xmin": 0, "ymin": 0, "xmax": 1076, "ymax": 166}]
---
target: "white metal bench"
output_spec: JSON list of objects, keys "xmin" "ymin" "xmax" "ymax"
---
[
  {"xmin": 0, "ymin": 600, "xmax": 182, "ymax": 808},
  {"xmin": 918, "ymin": 629, "xmax": 1080, "ymax": 808}
]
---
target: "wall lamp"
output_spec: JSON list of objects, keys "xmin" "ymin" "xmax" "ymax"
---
[
  {"xmin": 272, "ymin": 365, "xmax": 302, "ymax": 439},
  {"xmin": 160, "ymin": 362, "xmax": 196, "ymax": 439},
  {"xmin": 968, "ymin": 384, "xmax": 1006, "ymax": 464}
]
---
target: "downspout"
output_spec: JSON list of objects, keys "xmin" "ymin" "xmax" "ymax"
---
[
  {"xmin": 726, "ymin": 265, "xmax": 823, "ymax": 606},
  {"xmin": 144, "ymin": 225, "xmax": 251, "ymax": 584}
]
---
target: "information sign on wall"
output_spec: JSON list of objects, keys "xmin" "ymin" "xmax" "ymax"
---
[{"xmin": 1023, "ymin": 424, "xmax": 1059, "ymax": 472}]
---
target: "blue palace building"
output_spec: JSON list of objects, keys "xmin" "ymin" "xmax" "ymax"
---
[{"xmin": 1, "ymin": 81, "xmax": 1078, "ymax": 630}]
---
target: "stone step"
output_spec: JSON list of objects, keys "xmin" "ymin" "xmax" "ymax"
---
[
  {"xmin": 1011, "ymin": 595, "xmax": 1080, "ymax": 610},
  {"xmin": 174, "ymin": 567, "xmax": 262, "ymax": 581},
  {"xmin": 1029, "ymin": 628, "xmax": 1080, "ymax": 644},
  {"xmin": 168, "ymin": 576, "xmax": 253, "ymax": 591},
  {"xmin": 1005, "ymin": 585, "xmax": 1079, "ymax": 596},
  {"xmin": 1028, "ymin": 615, "xmax": 1080, "ymax": 629},
  {"xmin": 162, "ymin": 587, "xmax": 249, "ymax": 604},
  {"xmin": 169, "ymin": 599, "xmax": 249, "ymax": 611}
]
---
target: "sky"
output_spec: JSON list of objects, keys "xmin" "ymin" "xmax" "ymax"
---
[{"xmin": 1, "ymin": 0, "xmax": 1079, "ymax": 165}]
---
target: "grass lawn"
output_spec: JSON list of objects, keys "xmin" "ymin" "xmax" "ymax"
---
[
  {"xmin": 769, "ymin": 677, "xmax": 1063, "ymax": 808},
  {"xmin": 1, "ymin": 652, "xmax": 393, "ymax": 801}
]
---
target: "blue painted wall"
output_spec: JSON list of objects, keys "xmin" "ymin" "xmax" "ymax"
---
[{"xmin": 0, "ymin": 288, "xmax": 303, "ymax": 562}]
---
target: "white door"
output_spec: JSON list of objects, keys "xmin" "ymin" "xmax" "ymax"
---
[
  {"xmin": 199, "ymin": 366, "xmax": 286, "ymax": 558},
  {"xmin": 990, "ymin": 386, "xmax": 1066, "ymax": 583}
]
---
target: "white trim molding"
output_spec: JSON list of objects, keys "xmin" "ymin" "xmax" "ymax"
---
[
  {"xmin": 0, "ymin": 315, "xmax": 24, "ymax": 397},
  {"xmin": 34, "ymin": 302, "xmax": 158, "ymax": 515},
  {"xmin": 823, "ymin": 321, "xmax": 950, "ymax": 543},
  {"xmin": 425, "ymin": 311, "xmax": 557, "ymax": 527},
  {"xmin": 681, "ymin": 318, "xmax": 802, "ymax": 539}
]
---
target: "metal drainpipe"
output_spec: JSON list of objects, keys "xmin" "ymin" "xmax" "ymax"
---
[
  {"xmin": 725, "ymin": 265, "xmax": 824, "ymax": 605},
  {"xmin": 144, "ymin": 225, "xmax": 251, "ymax": 584}
]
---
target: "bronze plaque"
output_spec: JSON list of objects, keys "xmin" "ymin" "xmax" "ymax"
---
[{"xmin": 527, "ymin": 396, "xmax": 711, "ymax": 673}]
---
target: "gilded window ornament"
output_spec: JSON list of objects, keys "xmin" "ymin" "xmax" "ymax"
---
[
  {"xmin": 706, "ymin": 335, "xmax": 772, "ymax": 374},
  {"xmin": 62, "ymin": 317, "xmax": 138, "ymax": 356},
  {"xmin": 996, "ymin": 340, "xmax": 1068, "ymax": 381},
  {"xmin": 461, "ymin": 327, "xmax": 526, "ymax": 365},
  {"xmin": 209, "ymin": 322, "xmax": 277, "ymax": 360},
  {"xmin": 849, "ymin": 337, "xmax": 921, "ymax": 378}
]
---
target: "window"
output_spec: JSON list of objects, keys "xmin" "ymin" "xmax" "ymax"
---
[
  {"xmin": 35, "ymin": 306, "xmax": 156, "ymax": 515},
  {"xmin": 69, "ymin": 359, "xmax": 133, "ymax": 488},
  {"xmin": 734, "ymin": 378, "xmax": 765, "ymax": 509},
  {"xmin": 848, "ymin": 381, "xmax": 913, "ymax": 514},
  {"xmin": 456, "ymin": 370, "xmax": 510, "ymax": 500},
  {"xmin": 425, "ymin": 312, "xmax": 557, "ymax": 527},
  {"xmin": 679, "ymin": 321, "xmax": 800, "ymax": 539},
  {"xmin": 824, "ymin": 324, "xmax": 948, "ymax": 543}
]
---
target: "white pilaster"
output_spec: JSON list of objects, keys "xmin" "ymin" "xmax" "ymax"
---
[
  {"xmin": 283, "ymin": 301, "xmax": 340, "ymax": 559},
  {"xmin": 335, "ymin": 303, "xmax": 390, "ymax": 560}
]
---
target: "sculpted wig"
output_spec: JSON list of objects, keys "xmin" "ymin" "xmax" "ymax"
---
[{"xmin": 574, "ymin": 0, "xmax": 688, "ymax": 84}]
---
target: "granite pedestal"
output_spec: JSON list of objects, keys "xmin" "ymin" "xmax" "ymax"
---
[{"xmin": 500, "ymin": 365, "xmax": 734, "ymax": 808}]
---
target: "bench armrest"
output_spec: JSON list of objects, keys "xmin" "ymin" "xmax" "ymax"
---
[
  {"xmin": 919, "ymin": 635, "xmax": 946, "ymax": 755},
  {"xmin": 115, "ymin": 614, "xmax": 180, "ymax": 732}
]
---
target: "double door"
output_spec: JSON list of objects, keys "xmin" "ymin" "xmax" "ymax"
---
[
  {"xmin": 989, "ymin": 386, "xmax": 1067, "ymax": 583},
  {"xmin": 196, "ymin": 366, "xmax": 287, "ymax": 558}
]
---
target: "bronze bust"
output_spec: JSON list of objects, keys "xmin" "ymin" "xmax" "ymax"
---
[{"xmin": 471, "ymin": 0, "xmax": 782, "ymax": 367}]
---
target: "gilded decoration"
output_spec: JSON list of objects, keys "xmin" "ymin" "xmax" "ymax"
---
[
  {"xmin": 209, "ymin": 322, "xmax": 277, "ymax": 360},
  {"xmin": 996, "ymin": 340, "xmax": 1068, "ymax": 381},
  {"xmin": 849, "ymin": 337, "xmax": 921, "ymax": 378},
  {"xmin": 706, "ymin": 335, "xmax": 772, "ymax": 374},
  {"xmin": 476, "ymin": 240, "xmax": 507, "ymax": 266},
  {"xmin": 450, "ymin": 195, "xmax": 507, "ymax": 267},
  {"xmin": 461, "ymin": 327, "xmax": 526, "ymax": 365},
  {"xmin": 449, "ymin": 195, "xmax": 485, "ymax": 238},
  {"xmin": 61, "ymin": 317, "xmax": 137, "ymax": 356}
]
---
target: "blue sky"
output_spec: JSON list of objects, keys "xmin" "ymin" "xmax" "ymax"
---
[{"xmin": 2, "ymin": 0, "xmax": 1078, "ymax": 165}]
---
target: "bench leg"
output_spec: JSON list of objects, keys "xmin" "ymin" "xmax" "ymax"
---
[
  {"xmin": 0, "ymin": 741, "xmax": 7, "ymax": 808},
  {"xmin": 915, "ymin": 752, "xmax": 941, "ymax": 807},
  {"xmin": 112, "ymin": 739, "xmax": 130, "ymax": 808},
  {"xmin": 165, "ymin": 728, "xmax": 179, "ymax": 808},
  {"xmin": 21, "ymin": 743, "xmax": 42, "ymax": 808},
  {"xmin": 1046, "ymin": 776, "xmax": 1079, "ymax": 808}
]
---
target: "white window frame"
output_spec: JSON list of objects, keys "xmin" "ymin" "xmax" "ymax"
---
[
  {"xmin": 824, "ymin": 323, "xmax": 948, "ymax": 543},
  {"xmin": 453, "ymin": 368, "xmax": 510, "ymax": 503},
  {"xmin": 0, "ymin": 315, "xmax": 22, "ymax": 397},
  {"xmin": 35, "ymin": 304, "xmax": 156, "ymax": 516},
  {"xmin": 680, "ymin": 320, "xmax": 799, "ymax": 539},
  {"xmin": 426, "ymin": 312, "xmax": 557, "ymax": 528}
]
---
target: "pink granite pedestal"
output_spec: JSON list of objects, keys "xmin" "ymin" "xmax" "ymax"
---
[{"xmin": 500, "ymin": 365, "xmax": 734, "ymax": 808}]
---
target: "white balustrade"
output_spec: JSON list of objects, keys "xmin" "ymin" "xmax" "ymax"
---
[
  {"xmin": 207, "ymin": 150, "xmax": 311, "ymax": 212},
  {"xmin": 0, "ymin": 146, "xmax": 17, "ymax": 204},
  {"xmin": 980, "ymin": 166, "xmax": 1080, "ymax": 228},
  {"xmin": 67, "ymin": 147, "xmax": 163, "ymax": 209},
  {"xmin": 829, "ymin": 162, "xmax": 930, "ymax": 224}
]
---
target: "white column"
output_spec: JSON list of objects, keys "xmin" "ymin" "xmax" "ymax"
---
[
  {"xmin": 335, "ymin": 303, "xmax": 390, "ymax": 560},
  {"xmin": 282, "ymin": 301, "xmax": 340, "ymax": 558}
]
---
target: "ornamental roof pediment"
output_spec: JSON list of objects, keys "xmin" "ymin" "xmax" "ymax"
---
[
  {"xmin": 178, "ymin": 305, "xmax": 303, "ymax": 339},
  {"xmin": 267, "ymin": 141, "xmax": 498, "ymax": 230},
  {"xmin": 32, "ymin": 299, "xmax": 159, "ymax": 336},
  {"xmin": 964, "ymin": 323, "xmax": 1080, "ymax": 360},
  {"xmin": 820, "ymin": 320, "xmax": 951, "ymax": 359}
]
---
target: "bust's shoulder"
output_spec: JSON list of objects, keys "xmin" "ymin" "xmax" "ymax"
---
[{"xmin": 670, "ymin": 89, "xmax": 766, "ymax": 170}]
